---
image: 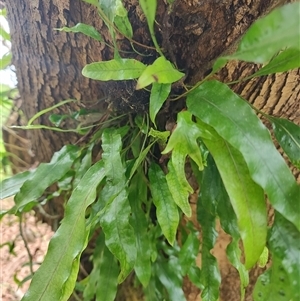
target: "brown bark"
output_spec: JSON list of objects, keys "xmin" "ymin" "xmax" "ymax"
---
[
  {"xmin": 160, "ymin": 0, "xmax": 285, "ymax": 83},
  {"xmin": 6, "ymin": 0, "xmax": 111, "ymax": 163},
  {"xmin": 3, "ymin": 0, "xmax": 299, "ymax": 300}
]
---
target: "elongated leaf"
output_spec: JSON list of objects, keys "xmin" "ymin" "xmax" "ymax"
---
[
  {"xmin": 13, "ymin": 145, "xmax": 79, "ymax": 213},
  {"xmin": 187, "ymin": 80, "xmax": 300, "ymax": 231},
  {"xmin": 128, "ymin": 141, "xmax": 155, "ymax": 181},
  {"xmin": 60, "ymin": 239, "xmax": 88, "ymax": 301},
  {"xmin": 254, "ymin": 213, "xmax": 300, "ymax": 301},
  {"xmin": 188, "ymin": 266, "xmax": 202, "ymax": 290},
  {"xmin": 198, "ymin": 154, "xmax": 248, "ymax": 298},
  {"xmin": 55, "ymin": 23, "xmax": 103, "ymax": 41},
  {"xmin": 252, "ymin": 48, "xmax": 300, "ymax": 77},
  {"xmin": 83, "ymin": 234, "xmax": 105, "ymax": 300},
  {"xmin": 82, "ymin": 59, "xmax": 146, "ymax": 81},
  {"xmin": 222, "ymin": 211, "xmax": 249, "ymax": 298},
  {"xmin": 178, "ymin": 226, "xmax": 200, "ymax": 275},
  {"xmin": 227, "ymin": 240, "xmax": 249, "ymax": 295},
  {"xmin": 113, "ymin": 1, "xmax": 133, "ymax": 38},
  {"xmin": 98, "ymin": 0, "xmax": 120, "ymax": 57},
  {"xmin": 99, "ymin": 0, "xmax": 115, "ymax": 21},
  {"xmin": 156, "ymin": 258, "xmax": 186, "ymax": 301},
  {"xmin": 270, "ymin": 117, "xmax": 300, "ymax": 169},
  {"xmin": 149, "ymin": 83, "xmax": 171, "ymax": 126},
  {"xmin": 139, "ymin": 0, "xmax": 156, "ymax": 31},
  {"xmin": 129, "ymin": 173, "xmax": 151, "ymax": 287},
  {"xmin": 144, "ymin": 274, "xmax": 161, "ymax": 301},
  {"xmin": 211, "ymin": 153, "xmax": 249, "ymax": 296},
  {"xmin": 139, "ymin": 0, "xmax": 163, "ymax": 56},
  {"xmin": 136, "ymin": 57, "xmax": 184, "ymax": 89},
  {"xmin": 199, "ymin": 156, "xmax": 224, "ymax": 218},
  {"xmin": 149, "ymin": 163, "xmax": 179, "ymax": 245},
  {"xmin": 0, "ymin": 170, "xmax": 34, "ymax": 199},
  {"xmin": 95, "ymin": 245, "xmax": 119, "ymax": 301},
  {"xmin": 134, "ymin": 115, "xmax": 148, "ymax": 134},
  {"xmin": 99, "ymin": 129, "xmax": 136, "ymax": 283},
  {"xmin": 201, "ymin": 126, "xmax": 267, "ymax": 269},
  {"xmin": 83, "ymin": 233, "xmax": 119, "ymax": 301},
  {"xmin": 224, "ymin": 3, "xmax": 300, "ymax": 63},
  {"xmin": 166, "ymin": 157, "xmax": 192, "ymax": 217},
  {"xmin": 21, "ymin": 160, "xmax": 106, "ymax": 301},
  {"xmin": 197, "ymin": 194, "xmax": 221, "ymax": 301},
  {"xmin": 200, "ymin": 154, "xmax": 248, "ymax": 295},
  {"xmin": 115, "ymin": 15, "xmax": 133, "ymax": 38}
]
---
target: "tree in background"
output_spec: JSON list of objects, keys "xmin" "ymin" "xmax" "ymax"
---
[{"xmin": 1, "ymin": 0, "xmax": 299, "ymax": 300}]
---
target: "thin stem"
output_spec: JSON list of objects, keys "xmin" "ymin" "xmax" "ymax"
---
[
  {"xmin": 36, "ymin": 204, "xmax": 60, "ymax": 220},
  {"xmin": 19, "ymin": 214, "xmax": 34, "ymax": 275}
]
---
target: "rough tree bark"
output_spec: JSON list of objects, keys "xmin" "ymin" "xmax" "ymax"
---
[{"xmin": 4, "ymin": 0, "xmax": 299, "ymax": 300}]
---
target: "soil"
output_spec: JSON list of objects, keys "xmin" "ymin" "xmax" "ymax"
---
[{"xmin": 0, "ymin": 197, "xmax": 53, "ymax": 301}]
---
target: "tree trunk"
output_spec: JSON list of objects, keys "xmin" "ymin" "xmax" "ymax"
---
[
  {"xmin": 5, "ymin": 0, "xmax": 111, "ymax": 163},
  {"xmin": 6, "ymin": 0, "xmax": 289, "ymax": 163},
  {"xmin": 4, "ymin": 0, "xmax": 298, "ymax": 300}
]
